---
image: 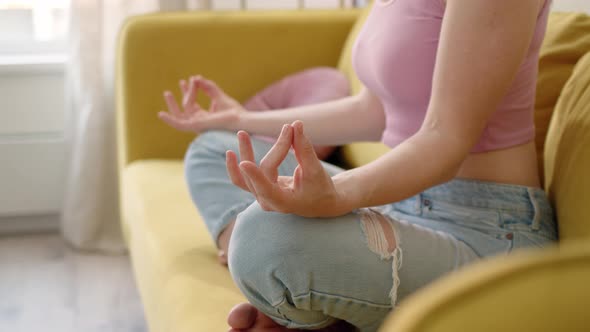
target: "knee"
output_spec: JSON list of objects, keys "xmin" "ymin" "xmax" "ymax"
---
[
  {"xmin": 185, "ymin": 130, "xmax": 234, "ymax": 159},
  {"xmin": 184, "ymin": 130, "xmax": 235, "ymax": 176},
  {"xmin": 228, "ymin": 203, "xmax": 304, "ymax": 303}
]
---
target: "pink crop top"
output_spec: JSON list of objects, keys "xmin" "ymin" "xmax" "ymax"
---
[{"xmin": 352, "ymin": 0, "xmax": 551, "ymax": 152}]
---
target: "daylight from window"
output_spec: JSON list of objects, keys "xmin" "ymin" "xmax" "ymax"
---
[{"xmin": 0, "ymin": 0, "xmax": 69, "ymax": 52}]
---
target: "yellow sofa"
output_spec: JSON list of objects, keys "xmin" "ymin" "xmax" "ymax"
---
[{"xmin": 116, "ymin": 8, "xmax": 590, "ymax": 332}]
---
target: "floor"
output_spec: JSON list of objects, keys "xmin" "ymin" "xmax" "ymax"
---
[{"xmin": 0, "ymin": 233, "xmax": 147, "ymax": 332}]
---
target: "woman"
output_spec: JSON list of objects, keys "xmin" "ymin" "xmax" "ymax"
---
[{"xmin": 158, "ymin": 0, "xmax": 557, "ymax": 331}]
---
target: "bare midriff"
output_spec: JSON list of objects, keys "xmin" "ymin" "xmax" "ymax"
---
[{"xmin": 457, "ymin": 141, "xmax": 541, "ymax": 188}]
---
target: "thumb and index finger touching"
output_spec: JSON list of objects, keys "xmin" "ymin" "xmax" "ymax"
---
[
  {"xmin": 257, "ymin": 120, "xmax": 320, "ymax": 180},
  {"xmin": 231, "ymin": 120, "xmax": 319, "ymax": 187}
]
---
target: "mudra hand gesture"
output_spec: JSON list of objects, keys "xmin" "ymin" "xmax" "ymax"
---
[
  {"xmin": 158, "ymin": 75, "xmax": 244, "ymax": 133},
  {"xmin": 226, "ymin": 121, "xmax": 348, "ymax": 218}
]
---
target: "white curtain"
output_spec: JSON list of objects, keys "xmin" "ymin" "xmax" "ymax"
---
[{"xmin": 62, "ymin": 0, "xmax": 200, "ymax": 253}]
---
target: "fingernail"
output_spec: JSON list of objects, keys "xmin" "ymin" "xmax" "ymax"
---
[{"xmin": 281, "ymin": 124, "xmax": 289, "ymax": 135}]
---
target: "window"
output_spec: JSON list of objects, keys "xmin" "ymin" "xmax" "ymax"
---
[{"xmin": 0, "ymin": 0, "xmax": 69, "ymax": 55}]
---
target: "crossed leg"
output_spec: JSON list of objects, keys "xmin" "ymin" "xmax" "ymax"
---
[{"xmin": 185, "ymin": 130, "xmax": 477, "ymax": 331}]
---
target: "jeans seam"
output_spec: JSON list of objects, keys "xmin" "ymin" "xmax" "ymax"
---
[
  {"xmin": 272, "ymin": 297, "xmax": 338, "ymax": 330},
  {"xmin": 290, "ymin": 289, "xmax": 393, "ymax": 309}
]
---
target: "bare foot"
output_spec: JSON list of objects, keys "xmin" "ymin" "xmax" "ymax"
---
[
  {"xmin": 227, "ymin": 303, "xmax": 356, "ymax": 332},
  {"xmin": 217, "ymin": 220, "xmax": 236, "ymax": 266}
]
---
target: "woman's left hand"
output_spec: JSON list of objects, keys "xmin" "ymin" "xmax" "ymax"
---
[{"xmin": 226, "ymin": 121, "xmax": 350, "ymax": 218}]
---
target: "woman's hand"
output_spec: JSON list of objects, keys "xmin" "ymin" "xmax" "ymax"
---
[
  {"xmin": 226, "ymin": 121, "xmax": 351, "ymax": 218},
  {"xmin": 158, "ymin": 75, "xmax": 245, "ymax": 133}
]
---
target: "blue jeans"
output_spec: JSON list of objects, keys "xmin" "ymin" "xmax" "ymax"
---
[{"xmin": 184, "ymin": 130, "xmax": 558, "ymax": 332}]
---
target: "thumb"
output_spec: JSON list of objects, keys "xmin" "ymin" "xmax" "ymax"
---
[{"xmin": 292, "ymin": 121, "xmax": 322, "ymax": 173}]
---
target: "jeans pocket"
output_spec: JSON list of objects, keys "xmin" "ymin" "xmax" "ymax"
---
[
  {"xmin": 419, "ymin": 200, "xmax": 516, "ymax": 257},
  {"xmin": 422, "ymin": 199, "xmax": 502, "ymax": 230},
  {"xmin": 505, "ymin": 223, "xmax": 557, "ymax": 250}
]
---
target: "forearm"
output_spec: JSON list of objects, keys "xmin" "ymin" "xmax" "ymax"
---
[
  {"xmin": 334, "ymin": 129, "xmax": 467, "ymax": 210},
  {"xmin": 229, "ymin": 90, "xmax": 385, "ymax": 146}
]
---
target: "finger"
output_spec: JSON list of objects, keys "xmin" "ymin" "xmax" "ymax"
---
[
  {"xmin": 237, "ymin": 131, "xmax": 255, "ymax": 163},
  {"xmin": 179, "ymin": 79, "xmax": 188, "ymax": 95},
  {"xmin": 239, "ymin": 161, "xmax": 280, "ymax": 204},
  {"xmin": 158, "ymin": 111, "xmax": 190, "ymax": 131},
  {"xmin": 196, "ymin": 76, "xmax": 223, "ymax": 99},
  {"xmin": 226, "ymin": 151, "xmax": 250, "ymax": 192},
  {"xmin": 293, "ymin": 164, "xmax": 304, "ymax": 190},
  {"xmin": 183, "ymin": 76, "xmax": 200, "ymax": 109},
  {"xmin": 242, "ymin": 174, "xmax": 259, "ymax": 198},
  {"xmin": 259, "ymin": 124, "xmax": 293, "ymax": 180},
  {"xmin": 164, "ymin": 91, "xmax": 182, "ymax": 116},
  {"xmin": 228, "ymin": 150, "xmax": 258, "ymax": 195},
  {"xmin": 209, "ymin": 99, "xmax": 218, "ymax": 112},
  {"xmin": 292, "ymin": 121, "xmax": 323, "ymax": 172}
]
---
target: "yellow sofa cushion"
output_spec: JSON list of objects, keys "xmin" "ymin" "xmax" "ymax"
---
[
  {"xmin": 121, "ymin": 160, "xmax": 245, "ymax": 332},
  {"xmin": 544, "ymin": 51, "xmax": 590, "ymax": 242},
  {"xmin": 379, "ymin": 242, "xmax": 590, "ymax": 332},
  {"xmin": 535, "ymin": 12, "xmax": 590, "ymax": 180}
]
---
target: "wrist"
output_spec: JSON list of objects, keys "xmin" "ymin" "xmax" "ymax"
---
[
  {"xmin": 228, "ymin": 109, "xmax": 249, "ymax": 132},
  {"xmin": 332, "ymin": 171, "xmax": 362, "ymax": 214}
]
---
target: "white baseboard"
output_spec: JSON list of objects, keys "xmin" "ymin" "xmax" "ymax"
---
[{"xmin": 0, "ymin": 214, "xmax": 60, "ymax": 235}]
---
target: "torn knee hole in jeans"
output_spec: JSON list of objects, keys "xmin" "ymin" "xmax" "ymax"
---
[{"xmin": 359, "ymin": 208, "xmax": 403, "ymax": 307}]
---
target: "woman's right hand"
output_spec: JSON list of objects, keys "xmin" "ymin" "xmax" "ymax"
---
[{"xmin": 158, "ymin": 75, "xmax": 245, "ymax": 133}]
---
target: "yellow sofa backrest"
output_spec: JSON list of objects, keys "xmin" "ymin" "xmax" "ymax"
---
[
  {"xmin": 544, "ymin": 51, "xmax": 590, "ymax": 242},
  {"xmin": 526, "ymin": 12, "xmax": 590, "ymax": 242},
  {"xmin": 116, "ymin": 10, "xmax": 358, "ymax": 169},
  {"xmin": 535, "ymin": 12, "xmax": 590, "ymax": 181}
]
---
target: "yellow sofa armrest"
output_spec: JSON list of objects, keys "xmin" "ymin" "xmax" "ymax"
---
[
  {"xmin": 379, "ymin": 242, "xmax": 590, "ymax": 332},
  {"xmin": 116, "ymin": 10, "xmax": 359, "ymax": 170}
]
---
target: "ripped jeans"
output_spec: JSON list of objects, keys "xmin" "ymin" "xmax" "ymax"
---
[{"xmin": 184, "ymin": 130, "xmax": 558, "ymax": 332}]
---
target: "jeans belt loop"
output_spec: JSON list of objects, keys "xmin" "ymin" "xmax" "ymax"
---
[
  {"xmin": 415, "ymin": 193, "xmax": 423, "ymax": 215},
  {"xmin": 527, "ymin": 188, "xmax": 541, "ymax": 231}
]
